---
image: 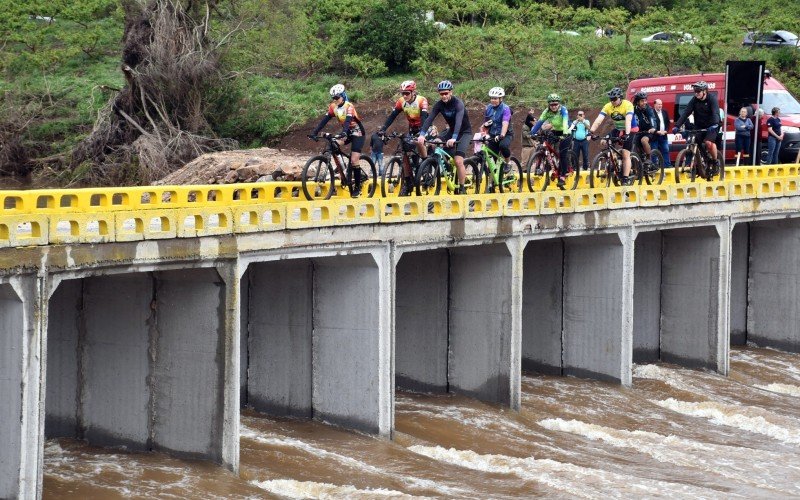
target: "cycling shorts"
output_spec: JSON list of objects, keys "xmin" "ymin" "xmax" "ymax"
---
[
  {"xmin": 444, "ymin": 130, "xmax": 472, "ymax": 158},
  {"xmin": 345, "ymin": 134, "xmax": 365, "ymax": 154},
  {"xmin": 612, "ymin": 129, "xmax": 634, "ymax": 151},
  {"xmin": 697, "ymin": 128, "xmax": 719, "ymax": 144}
]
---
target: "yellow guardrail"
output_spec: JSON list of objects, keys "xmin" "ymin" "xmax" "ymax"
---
[{"xmin": 0, "ymin": 165, "xmax": 799, "ymax": 249}]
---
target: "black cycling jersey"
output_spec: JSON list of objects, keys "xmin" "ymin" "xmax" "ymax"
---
[
  {"xmin": 419, "ymin": 96, "xmax": 472, "ymax": 140},
  {"xmin": 675, "ymin": 93, "xmax": 720, "ymax": 130}
]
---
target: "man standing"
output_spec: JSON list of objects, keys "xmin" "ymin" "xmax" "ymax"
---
[{"xmin": 651, "ymin": 98, "xmax": 672, "ymax": 167}]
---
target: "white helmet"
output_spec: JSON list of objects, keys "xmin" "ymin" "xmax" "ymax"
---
[
  {"xmin": 488, "ymin": 86, "xmax": 505, "ymax": 98},
  {"xmin": 329, "ymin": 84, "xmax": 345, "ymax": 98}
]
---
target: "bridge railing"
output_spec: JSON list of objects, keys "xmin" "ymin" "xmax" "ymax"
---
[{"xmin": 0, "ymin": 166, "xmax": 798, "ymax": 248}]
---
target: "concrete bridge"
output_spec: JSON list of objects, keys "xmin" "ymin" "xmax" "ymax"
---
[{"xmin": 3, "ymin": 165, "xmax": 800, "ymax": 499}]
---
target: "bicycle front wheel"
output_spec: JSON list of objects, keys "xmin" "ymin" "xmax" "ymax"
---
[
  {"xmin": 463, "ymin": 157, "xmax": 482, "ymax": 195},
  {"xmin": 527, "ymin": 151, "xmax": 547, "ymax": 192},
  {"xmin": 355, "ymin": 155, "xmax": 377, "ymax": 197},
  {"xmin": 415, "ymin": 157, "xmax": 441, "ymax": 196},
  {"xmin": 381, "ymin": 156, "xmax": 404, "ymax": 197},
  {"xmin": 501, "ymin": 157, "xmax": 523, "ymax": 193},
  {"xmin": 674, "ymin": 149, "xmax": 694, "ymax": 184},
  {"xmin": 301, "ymin": 155, "xmax": 335, "ymax": 200},
  {"xmin": 566, "ymin": 151, "xmax": 580, "ymax": 190},
  {"xmin": 589, "ymin": 152, "xmax": 611, "ymax": 188},
  {"xmin": 643, "ymin": 149, "xmax": 665, "ymax": 185}
]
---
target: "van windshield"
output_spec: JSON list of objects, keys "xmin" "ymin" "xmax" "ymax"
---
[{"xmin": 762, "ymin": 90, "xmax": 800, "ymax": 114}]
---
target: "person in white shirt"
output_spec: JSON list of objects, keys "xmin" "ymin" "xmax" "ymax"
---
[{"xmin": 651, "ymin": 98, "xmax": 672, "ymax": 167}]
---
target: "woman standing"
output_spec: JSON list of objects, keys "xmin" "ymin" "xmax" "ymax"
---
[
  {"xmin": 766, "ymin": 107, "xmax": 783, "ymax": 165},
  {"xmin": 734, "ymin": 107, "xmax": 753, "ymax": 164}
]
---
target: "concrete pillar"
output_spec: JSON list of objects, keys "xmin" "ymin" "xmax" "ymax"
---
[
  {"xmin": 660, "ymin": 225, "xmax": 729, "ymax": 372},
  {"xmin": 633, "ymin": 231, "xmax": 662, "ymax": 363},
  {"xmin": 563, "ymin": 233, "xmax": 629, "ymax": 383},
  {"xmin": 395, "ymin": 249, "xmax": 449, "ymax": 392},
  {"xmin": 247, "ymin": 260, "xmax": 313, "ymax": 417},
  {"xmin": 312, "ymin": 252, "xmax": 391, "ymax": 435},
  {"xmin": 1, "ymin": 276, "xmax": 43, "ymax": 500},
  {"xmin": 730, "ymin": 223, "xmax": 749, "ymax": 346},
  {"xmin": 239, "ymin": 268, "xmax": 250, "ymax": 405},
  {"xmin": 45, "ymin": 268, "xmax": 239, "ymax": 471},
  {"xmin": 521, "ymin": 239, "xmax": 563, "ymax": 374},
  {"xmin": 449, "ymin": 243, "xmax": 516, "ymax": 407},
  {"xmin": 748, "ymin": 219, "xmax": 800, "ymax": 351}
]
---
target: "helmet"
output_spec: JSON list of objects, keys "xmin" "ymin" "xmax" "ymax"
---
[
  {"xmin": 634, "ymin": 91, "xmax": 648, "ymax": 102},
  {"xmin": 691, "ymin": 80, "xmax": 709, "ymax": 91},
  {"xmin": 329, "ymin": 84, "xmax": 345, "ymax": 98},
  {"xmin": 488, "ymin": 86, "xmax": 505, "ymax": 98},
  {"xmin": 437, "ymin": 80, "xmax": 454, "ymax": 91},
  {"xmin": 607, "ymin": 87, "xmax": 623, "ymax": 100},
  {"xmin": 546, "ymin": 93, "xmax": 561, "ymax": 103},
  {"xmin": 400, "ymin": 80, "xmax": 416, "ymax": 92}
]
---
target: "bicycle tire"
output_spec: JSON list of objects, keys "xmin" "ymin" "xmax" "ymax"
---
[
  {"xmin": 463, "ymin": 157, "xmax": 482, "ymax": 195},
  {"xmin": 381, "ymin": 156, "xmax": 404, "ymax": 197},
  {"xmin": 589, "ymin": 151, "xmax": 609, "ymax": 189},
  {"xmin": 716, "ymin": 151, "xmax": 725, "ymax": 181},
  {"xmin": 526, "ymin": 151, "xmax": 546, "ymax": 192},
  {"xmin": 501, "ymin": 157, "xmax": 523, "ymax": 193},
  {"xmin": 630, "ymin": 153, "xmax": 643, "ymax": 185},
  {"xmin": 355, "ymin": 155, "xmax": 378, "ymax": 197},
  {"xmin": 642, "ymin": 149, "xmax": 665, "ymax": 185},
  {"xmin": 565, "ymin": 150, "xmax": 580, "ymax": 190},
  {"xmin": 415, "ymin": 157, "xmax": 441, "ymax": 196},
  {"xmin": 301, "ymin": 155, "xmax": 335, "ymax": 200},
  {"xmin": 673, "ymin": 149, "xmax": 694, "ymax": 184}
]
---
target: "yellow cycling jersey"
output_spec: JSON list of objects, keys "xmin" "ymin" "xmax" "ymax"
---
[
  {"xmin": 326, "ymin": 101, "xmax": 363, "ymax": 136},
  {"xmin": 600, "ymin": 99, "xmax": 639, "ymax": 131}
]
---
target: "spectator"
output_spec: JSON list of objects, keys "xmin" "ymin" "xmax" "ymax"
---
[
  {"xmin": 370, "ymin": 131, "xmax": 385, "ymax": 174},
  {"xmin": 567, "ymin": 111, "xmax": 591, "ymax": 172},
  {"xmin": 734, "ymin": 107, "xmax": 753, "ymax": 163},
  {"xmin": 595, "ymin": 26, "xmax": 604, "ymax": 38},
  {"xmin": 651, "ymin": 98, "xmax": 672, "ymax": 167},
  {"xmin": 521, "ymin": 109, "xmax": 537, "ymax": 167},
  {"xmin": 766, "ymin": 106, "xmax": 783, "ymax": 165}
]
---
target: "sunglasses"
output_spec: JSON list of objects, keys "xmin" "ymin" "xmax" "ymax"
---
[
  {"xmin": 331, "ymin": 95, "xmax": 342, "ymax": 100},
  {"xmin": 694, "ymin": 89, "xmax": 705, "ymax": 93},
  {"xmin": 401, "ymin": 91, "xmax": 411, "ymax": 96},
  {"xmin": 549, "ymin": 102, "xmax": 559, "ymax": 106},
  {"xmin": 577, "ymin": 113, "xmax": 584, "ymax": 116},
  {"xmin": 439, "ymin": 91, "xmax": 451, "ymax": 96}
]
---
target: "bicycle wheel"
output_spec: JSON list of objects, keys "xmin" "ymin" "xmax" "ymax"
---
[
  {"xmin": 481, "ymin": 162, "xmax": 497, "ymax": 193},
  {"xmin": 301, "ymin": 155, "xmax": 335, "ymax": 200},
  {"xmin": 565, "ymin": 150, "xmax": 581, "ymax": 190},
  {"xmin": 415, "ymin": 157, "xmax": 441, "ymax": 196},
  {"xmin": 463, "ymin": 157, "xmax": 482, "ymax": 195},
  {"xmin": 381, "ymin": 156, "xmax": 404, "ymax": 197},
  {"xmin": 642, "ymin": 149, "xmax": 664, "ymax": 186},
  {"xmin": 355, "ymin": 155, "xmax": 377, "ymax": 197},
  {"xmin": 673, "ymin": 149, "xmax": 694, "ymax": 184},
  {"xmin": 500, "ymin": 157, "xmax": 523, "ymax": 193},
  {"xmin": 527, "ymin": 151, "xmax": 547, "ymax": 192},
  {"xmin": 630, "ymin": 153, "xmax": 643, "ymax": 185},
  {"xmin": 715, "ymin": 150, "xmax": 725, "ymax": 181},
  {"xmin": 589, "ymin": 152, "xmax": 610, "ymax": 188}
]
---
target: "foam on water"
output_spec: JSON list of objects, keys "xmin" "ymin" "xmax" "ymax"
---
[
  {"xmin": 654, "ymin": 398, "xmax": 800, "ymax": 444},
  {"xmin": 537, "ymin": 418, "xmax": 800, "ymax": 494},
  {"xmin": 250, "ymin": 479, "xmax": 411, "ymax": 499},
  {"xmin": 754, "ymin": 383, "xmax": 800, "ymax": 397},
  {"xmin": 407, "ymin": 445, "xmax": 721, "ymax": 498}
]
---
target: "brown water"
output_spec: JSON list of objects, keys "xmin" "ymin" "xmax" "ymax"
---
[{"xmin": 43, "ymin": 346, "xmax": 800, "ymax": 499}]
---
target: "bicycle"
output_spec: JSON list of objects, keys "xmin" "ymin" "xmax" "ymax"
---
[
  {"xmin": 468, "ymin": 136, "xmax": 522, "ymax": 193},
  {"xmin": 525, "ymin": 131, "xmax": 578, "ymax": 191},
  {"xmin": 415, "ymin": 138, "xmax": 481, "ymax": 195},
  {"xmin": 588, "ymin": 132, "xmax": 643, "ymax": 188},
  {"xmin": 302, "ymin": 133, "xmax": 377, "ymax": 201},
  {"xmin": 631, "ymin": 132, "xmax": 665, "ymax": 185},
  {"xmin": 379, "ymin": 132, "xmax": 422, "ymax": 197},
  {"xmin": 673, "ymin": 128, "xmax": 725, "ymax": 183}
]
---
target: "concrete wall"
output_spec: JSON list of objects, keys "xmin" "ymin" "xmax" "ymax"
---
[
  {"xmin": 395, "ymin": 249, "xmax": 449, "ymax": 392},
  {"xmin": 45, "ymin": 279, "xmax": 81, "ymax": 437},
  {"xmin": 448, "ymin": 244, "xmax": 515, "ymax": 405},
  {"xmin": 312, "ymin": 253, "xmax": 389, "ymax": 434},
  {"xmin": 748, "ymin": 219, "xmax": 800, "ymax": 351},
  {"xmin": 660, "ymin": 226, "xmax": 723, "ymax": 369},
  {"xmin": 730, "ymin": 223, "xmax": 749, "ymax": 345},
  {"xmin": 1, "ymin": 283, "xmax": 24, "ymax": 499},
  {"xmin": 247, "ymin": 260, "xmax": 313, "ymax": 417},
  {"xmin": 633, "ymin": 231, "xmax": 662, "ymax": 362},
  {"xmin": 522, "ymin": 239, "xmax": 563, "ymax": 374},
  {"xmin": 563, "ymin": 234, "xmax": 627, "ymax": 383}
]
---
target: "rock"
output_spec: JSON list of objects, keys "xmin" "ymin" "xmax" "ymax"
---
[{"xmin": 223, "ymin": 171, "xmax": 238, "ymax": 183}]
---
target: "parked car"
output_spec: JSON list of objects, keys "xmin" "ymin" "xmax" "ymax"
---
[
  {"xmin": 641, "ymin": 31, "xmax": 696, "ymax": 44},
  {"xmin": 742, "ymin": 31, "xmax": 799, "ymax": 48},
  {"xmin": 552, "ymin": 30, "xmax": 580, "ymax": 36}
]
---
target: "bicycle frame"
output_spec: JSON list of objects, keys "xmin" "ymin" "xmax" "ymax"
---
[
  {"xmin": 430, "ymin": 145, "xmax": 459, "ymax": 192},
  {"xmin": 475, "ymin": 139, "xmax": 514, "ymax": 189}
]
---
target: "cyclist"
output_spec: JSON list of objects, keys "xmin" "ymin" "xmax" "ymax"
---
[
  {"xmin": 672, "ymin": 80, "xmax": 721, "ymax": 175},
  {"xmin": 633, "ymin": 91, "xmax": 657, "ymax": 171},
  {"xmin": 483, "ymin": 86, "xmax": 513, "ymax": 171},
  {"xmin": 588, "ymin": 87, "xmax": 638, "ymax": 185},
  {"xmin": 530, "ymin": 93, "xmax": 571, "ymax": 187},
  {"xmin": 379, "ymin": 80, "xmax": 429, "ymax": 195},
  {"xmin": 309, "ymin": 84, "xmax": 367, "ymax": 197},
  {"xmin": 416, "ymin": 80, "xmax": 473, "ymax": 194}
]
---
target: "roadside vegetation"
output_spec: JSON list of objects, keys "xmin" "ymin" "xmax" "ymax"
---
[{"xmin": 1, "ymin": 0, "xmax": 799, "ymax": 186}]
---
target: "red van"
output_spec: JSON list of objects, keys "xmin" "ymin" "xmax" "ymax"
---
[{"xmin": 627, "ymin": 72, "xmax": 800, "ymax": 164}]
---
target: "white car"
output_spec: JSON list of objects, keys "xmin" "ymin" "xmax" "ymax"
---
[{"xmin": 642, "ymin": 32, "xmax": 696, "ymax": 44}]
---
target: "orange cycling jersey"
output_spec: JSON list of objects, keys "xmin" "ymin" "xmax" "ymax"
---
[
  {"xmin": 327, "ymin": 101, "xmax": 364, "ymax": 136},
  {"xmin": 393, "ymin": 95, "xmax": 429, "ymax": 129}
]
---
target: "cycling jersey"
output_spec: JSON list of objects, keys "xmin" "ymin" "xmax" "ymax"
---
[
  {"xmin": 484, "ymin": 103, "xmax": 513, "ymax": 136},
  {"xmin": 419, "ymin": 96, "xmax": 471, "ymax": 141},
  {"xmin": 600, "ymin": 100, "xmax": 638, "ymax": 131},
  {"xmin": 530, "ymin": 105, "xmax": 569, "ymax": 134},
  {"xmin": 674, "ymin": 93, "xmax": 720, "ymax": 130},
  {"xmin": 383, "ymin": 95, "xmax": 429, "ymax": 132}
]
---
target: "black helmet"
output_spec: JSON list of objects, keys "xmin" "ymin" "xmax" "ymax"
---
[
  {"xmin": 634, "ymin": 91, "xmax": 648, "ymax": 102},
  {"xmin": 607, "ymin": 87, "xmax": 623, "ymax": 100},
  {"xmin": 691, "ymin": 80, "xmax": 708, "ymax": 91}
]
